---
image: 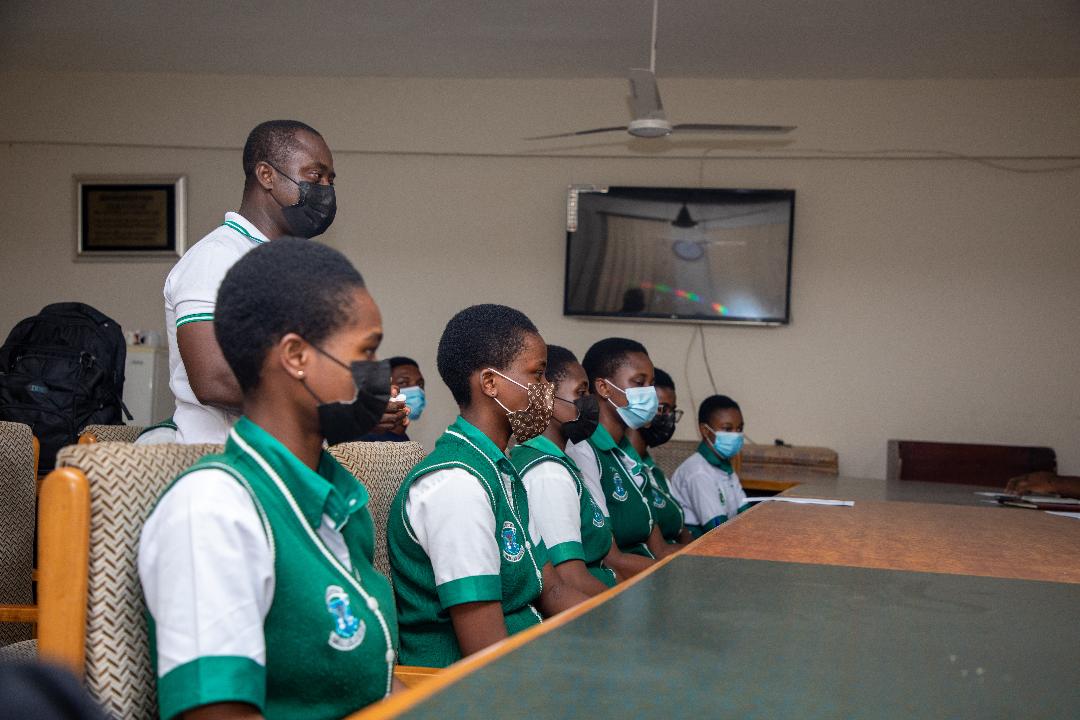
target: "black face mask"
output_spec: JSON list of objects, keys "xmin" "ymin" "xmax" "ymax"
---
[
  {"xmin": 640, "ymin": 411, "xmax": 676, "ymax": 447},
  {"xmin": 558, "ymin": 394, "xmax": 600, "ymax": 445},
  {"xmin": 270, "ymin": 164, "xmax": 337, "ymax": 238},
  {"xmin": 303, "ymin": 349, "xmax": 391, "ymax": 445}
]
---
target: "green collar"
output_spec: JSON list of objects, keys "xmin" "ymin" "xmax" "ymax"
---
[
  {"xmin": 222, "ymin": 213, "xmax": 269, "ymax": 245},
  {"xmin": 589, "ymin": 423, "xmax": 620, "ymax": 452},
  {"xmin": 230, "ymin": 416, "xmax": 369, "ymax": 530},
  {"xmin": 448, "ymin": 415, "xmax": 513, "ymax": 471},
  {"xmin": 697, "ymin": 440, "xmax": 733, "ymax": 473},
  {"xmin": 522, "ymin": 434, "xmax": 570, "ymax": 460}
]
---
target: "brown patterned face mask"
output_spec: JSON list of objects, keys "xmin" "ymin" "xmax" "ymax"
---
[{"xmin": 487, "ymin": 368, "xmax": 555, "ymax": 442}]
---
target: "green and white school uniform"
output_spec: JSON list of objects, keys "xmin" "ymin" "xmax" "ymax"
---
[
  {"xmin": 565, "ymin": 425, "xmax": 655, "ymax": 557},
  {"xmin": 387, "ymin": 416, "xmax": 549, "ymax": 668},
  {"xmin": 164, "ymin": 212, "xmax": 268, "ymax": 444},
  {"xmin": 669, "ymin": 441, "xmax": 750, "ymax": 538},
  {"xmin": 617, "ymin": 438, "xmax": 685, "ymax": 543},
  {"xmin": 138, "ymin": 417, "xmax": 398, "ymax": 720},
  {"xmin": 510, "ymin": 435, "xmax": 616, "ymax": 587}
]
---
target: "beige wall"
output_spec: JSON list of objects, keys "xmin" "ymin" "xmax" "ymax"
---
[{"xmin": 1, "ymin": 71, "xmax": 1078, "ymax": 477}]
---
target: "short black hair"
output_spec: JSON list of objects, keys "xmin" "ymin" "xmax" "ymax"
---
[
  {"xmin": 215, "ymin": 239, "xmax": 366, "ymax": 392},
  {"xmin": 436, "ymin": 304, "xmax": 538, "ymax": 406},
  {"xmin": 242, "ymin": 120, "xmax": 322, "ymax": 179},
  {"xmin": 698, "ymin": 394, "xmax": 741, "ymax": 425},
  {"xmin": 387, "ymin": 356, "xmax": 419, "ymax": 371},
  {"xmin": 581, "ymin": 337, "xmax": 649, "ymax": 391},
  {"xmin": 653, "ymin": 367, "xmax": 675, "ymax": 391},
  {"xmin": 545, "ymin": 345, "xmax": 579, "ymax": 385}
]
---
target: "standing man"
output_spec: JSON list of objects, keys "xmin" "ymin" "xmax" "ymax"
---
[{"xmin": 164, "ymin": 120, "xmax": 405, "ymax": 443}]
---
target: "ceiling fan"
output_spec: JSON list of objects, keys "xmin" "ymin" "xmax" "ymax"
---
[{"xmin": 527, "ymin": 0, "xmax": 795, "ymax": 141}]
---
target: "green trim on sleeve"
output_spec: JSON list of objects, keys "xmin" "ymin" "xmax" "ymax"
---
[
  {"xmin": 546, "ymin": 540, "xmax": 585, "ymax": 566},
  {"xmin": 157, "ymin": 655, "xmax": 265, "ymax": 720},
  {"xmin": 435, "ymin": 574, "xmax": 501, "ymax": 608},
  {"xmin": 705, "ymin": 514, "xmax": 729, "ymax": 529},
  {"xmin": 737, "ymin": 502, "xmax": 751, "ymax": 514},
  {"xmin": 175, "ymin": 312, "xmax": 214, "ymax": 328}
]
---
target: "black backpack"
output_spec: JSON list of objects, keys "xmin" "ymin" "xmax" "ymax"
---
[{"xmin": 0, "ymin": 303, "xmax": 132, "ymax": 471}]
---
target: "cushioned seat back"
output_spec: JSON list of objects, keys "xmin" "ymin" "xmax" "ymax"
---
[
  {"xmin": 328, "ymin": 441, "xmax": 426, "ymax": 581},
  {"xmin": 648, "ymin": 439, "xmax": 699, "ymax": 479},
  {"xmin": 0, "ymin": 421, "xmax": 36, "ymax": 648},
  {"xmin": 79, "ymin": 425, "xmax": 146, "ymax": 443},
  {"xmin": 55, "ymin": 442, "xmax": 222, "ymax": 720}
]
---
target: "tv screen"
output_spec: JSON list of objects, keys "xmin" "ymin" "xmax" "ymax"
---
[{"xmin": 564, "ymin": 186, "xmax": 794, "ymax": 325}]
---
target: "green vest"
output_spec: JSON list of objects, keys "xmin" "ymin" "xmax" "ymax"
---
[
  {"xmin": 584, "ymin": 425, "xmax": 655, "ymax": 557},
  {"xmin": 617, "ymin": 438, "xmax": 685, "ymax": 543},
  {"xmin": 387, "ymin": 416, "xmax": 548, "ymax": 668},
  {"xmin": 150, "ymin": 417, "xmax": 398, "ymax": 720},
  {"xmin": 510, "ymin": 435, "xmax": 616, "ymax": 588}
]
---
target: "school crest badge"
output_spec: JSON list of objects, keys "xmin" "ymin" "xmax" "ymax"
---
[
  {"xmin": 325, "ymin": 585, "xmax": 365, "ymax": 651},
  {"xmin": 500, "ymin": 520, "xmax": 525, "ymax": 562},
  {"xmin": 611, "ymin": 473, "xmax": 629, "ymax": 502},
  {"xmin": 590, "ymin": 499, "xmax": 606, "ymax": 528},
  {"xmin": 652, "ymin": 492, "xmax": 667, "ymax": 509}
]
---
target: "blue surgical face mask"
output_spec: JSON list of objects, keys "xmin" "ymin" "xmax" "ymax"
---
[
  {"xmin": 604, "ymin": 380, "xmax": 658, "ymax": 430},
  {"xmin": 709, "ymin": 428, "xmax": 744, "ymax": 459},
  {"xmin": 400, "ymin": 385, "xmax": 426, "ymax": 420}
]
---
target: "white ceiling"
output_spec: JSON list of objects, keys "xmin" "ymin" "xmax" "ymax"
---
[{"xmin": 1, "ymin": 1, "xmax": 1078, "ymax": 80}]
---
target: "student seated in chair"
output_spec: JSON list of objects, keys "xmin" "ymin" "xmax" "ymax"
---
[
  {"xmin": 138, "ymin": 240, "xmax": 402, "ymax": 720},
  {"xmin": 565, "ymin": 338, "xmax": 675, "ymax": 559},
  {"xmin": 622, "ymin": 368, "xmax": 693, "ymax": 545},
  {"xmin": 509, "ymin": 345, "xmax": 650, "ymax": 595},
  {"xmin": 669, "ymin": 394, "xmax": 751, "ymax": 538},
  {"xmin": 387, "ymin": 305, "xmax": 590, "ymax": 668}
]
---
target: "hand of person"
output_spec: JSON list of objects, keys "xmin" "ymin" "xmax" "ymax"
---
[
  {"xmin": 1004, "ymin": 471, "xmax": 1058, "ymax": 496},
  {"xmin": 375, "ymin": 384, "xmax": 410, "ymax": 433}
]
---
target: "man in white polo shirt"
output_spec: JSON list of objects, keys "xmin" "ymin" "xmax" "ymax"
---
[{"xmin": 165, "ymin": 120, "xmax": 341, "ymax": 443}]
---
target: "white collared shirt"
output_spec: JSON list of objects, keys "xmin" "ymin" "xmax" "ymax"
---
[{"xmin": 164, "ymin": 212, "xmax": 268, "ymax": 444}]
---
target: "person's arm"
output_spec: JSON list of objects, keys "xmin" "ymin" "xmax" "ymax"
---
[
  {"xmin": 536, "ymin": 561, "xmax": 590, "ymax": 616},
  {"xmin": 1005, "ymin": 471, "xmax": 1080, "ymax": 499},
  {"xmin": 177, "ymin": 322, "xmax": 243, "ymax": 410},
  {"xmin": 553, "ymin": 559, "xmax": 611, "ymax": 596},
  {"xmin": 601, "ymin": 538, "xmax": 654, "ymax": 581},
  {"xmin": 185, "ymin": 704, "xmax": 262, "ymax": 720},
  {"xmin": 645, "ymin": 525, "xmax": 678, "ymax": 558},
  {"xmin": 676, "ymin": 527, "xmax": 694, "ymax": 544},
  {"xmin": 685, "ymin": 469, "xmax": 728, "ymax": 530},
  {"xmin": 447, "ymin": 601, "xmax": 509, "ymax": 656}
]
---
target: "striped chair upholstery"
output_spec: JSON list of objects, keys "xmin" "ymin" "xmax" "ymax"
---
[
  {"xmin": 79, "ymin": 425, "xmax": 147, "ymax": 444},
  {"xmin": 53, "ymin": 442, "xmax": 221, "ymax": 720},
  {"xmin": 0, "ymin": 421, "xmax": 37, "ymax": 648},
  {"xmin": 328, "ymin": 440, "xmax": 426, "ymax": 581}
]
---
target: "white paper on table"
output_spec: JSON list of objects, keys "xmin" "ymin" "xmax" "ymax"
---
[
  {"xmin": 746, "ymin": 497, "xmax": 854, "ymax": 507},
  {"xmin": 1045, "ymin": 511, "xmax": 1080, "ymax": 520},
  {"xmin": 973, "ymin": 491, "xmax": 1080, "ymax": 505}
]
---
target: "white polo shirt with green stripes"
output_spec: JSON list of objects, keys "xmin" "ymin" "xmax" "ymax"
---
[{"xmin": 164, "ymin": 212, "xmax": 268, "ymax": 443}]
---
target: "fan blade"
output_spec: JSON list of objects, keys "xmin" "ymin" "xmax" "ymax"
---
[
  {"xmin": 672, "ymin": 123, "xmax": 795, "ymax": 134},
  {"xmin": 629, "ymin": 68, "xmax": 666, "ymax": 120},
  {"xmin": 524, "ymin": 126, "xmax": 629, "ymax": 141}
]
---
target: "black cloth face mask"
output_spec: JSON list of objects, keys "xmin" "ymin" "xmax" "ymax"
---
[
  {"xmin": 270, "ymin": 163, "xmax": 337, "ymax": 238},
  {"xmin": 302, "ymin": 347, "xmax": 391, "ymax": 445},
  {"xmin": 640, "ymin": 411, "xmax": 676, "ymax": 447},
  {"xmin": 557, "ymin": 394, "xmax": 600, "ymax": 445}
]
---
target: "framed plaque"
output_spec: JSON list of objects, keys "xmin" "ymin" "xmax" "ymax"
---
[{"xmin": 76, "ymin": 175, "xmax": 186, "ymax": 258}]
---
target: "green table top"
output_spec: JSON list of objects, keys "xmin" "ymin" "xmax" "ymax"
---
[{"xmin": 401, "ymin": 557, "xmax": 1080, "ymax": 719}]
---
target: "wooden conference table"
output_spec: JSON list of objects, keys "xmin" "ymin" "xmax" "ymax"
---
[{"xmin": 353, "ymin": 476, "xmax": 1080, "ymax": 719}]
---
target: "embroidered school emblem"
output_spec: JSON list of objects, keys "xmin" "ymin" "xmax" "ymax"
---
[
  {"xmin": 590, "ymin": 499, "xmax": 606, "ymax": 528},
  {"xmin": 325, "ymin": 585, "xmax": 366, "ymax": 651},
  {"xmin": 611, "ymin": 473, "xmax": 629, "ymax": 502},
  {"xmin": 652, "ymin": 492, "xmax": 667, "ymax": 509},
  {"xmin": 500, "ymin": 520, "xmax": 525, "ymax": 562}
]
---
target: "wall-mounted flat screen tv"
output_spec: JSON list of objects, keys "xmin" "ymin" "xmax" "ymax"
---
[{"xmin": 564, "ymin": 186, "xmax": 795, "ymax": 325}]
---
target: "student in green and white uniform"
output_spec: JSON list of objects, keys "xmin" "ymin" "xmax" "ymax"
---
[
  {"xmin": 387, "ymin": 305, "xmax": 591, "ymax": 669},
  {"xmin": 622, "ymin": 369, "xmax": 693, "ymax": 545},
  {"xmin": 139, "ymin": 240, "xmax": 403, "ymax": 720},
  {"xmin": 670, "ymin": 394, "xmax": 751, "ymax": 538},
  {"xmin": 509, "ymin": 345, "xmax": 637, "ymax": 595},
  {"xmin": 565, "ymin": 338, "xmax": 677, "ymax": 560}
]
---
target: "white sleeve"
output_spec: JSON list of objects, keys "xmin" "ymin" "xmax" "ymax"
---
[
  {"xmin": 521, "ymin": 462, "xmax": 583, "ymax": 553},
  {"xmin": 406, "ymin": 468, "xmax": 500, "ymax": 587},
  {"xmin": 683, "ymin": 468, "xmax": 728, "ymax": 527},
  {"xmin": 166, "ymin": 239, "xmax": 245, "ymax": 324},
  {"xmin": 137, "ymin": 469, "xmax": 274, "ymax": 678},
  {"xmin": 728, "ymin": 471, "xmax": 749, "ymax": 513},
  {"xmin": 565, "ymin": 440, "xmax": 608, "ymax": 517}
]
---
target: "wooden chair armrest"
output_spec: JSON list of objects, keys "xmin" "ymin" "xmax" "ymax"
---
[
  {"xmin": 77, "ymin": 432, "xmax": 98, "ymax": 444},
  {"xmin": 0, "ymin": 604, "xmax": 38, "ymax": 623},
  {"xmin": 36, "ymin": 466, "xmax": 91, "ymax": 675},
  {"xmin": 393, "ymin": 665, "xmax": 441, "ymax": 688}
]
